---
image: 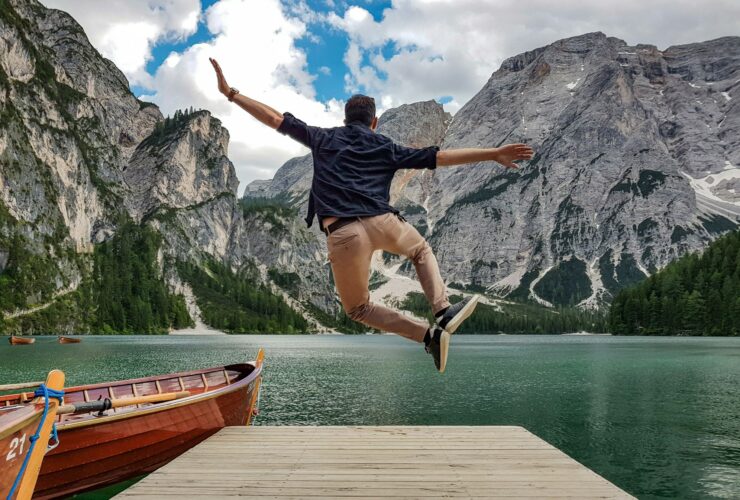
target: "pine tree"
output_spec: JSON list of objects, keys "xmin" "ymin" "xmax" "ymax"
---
[{"xmin": 609, "ymin": 230, "xmax": 739, "ymax": 336}]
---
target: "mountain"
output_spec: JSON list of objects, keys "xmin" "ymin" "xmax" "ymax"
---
[
  {"xmin": 0, "ymin": 0, "xmax": 333, "ymax": 333},
  {"xmin": 248, "ymin": 32, "xmax": 740, "ymax": 310}
]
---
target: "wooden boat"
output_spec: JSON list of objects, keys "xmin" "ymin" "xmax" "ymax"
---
[
  {"xmin": 0, "ymin": 350, "xmax": 264, "ymax": 499},
  {"xmin": 1, "ymin": 371, "xmax": 65, "ymax": 500},
  {"xmin": 9, "ymin": 336, "xmax": 35, "ymax": 345},
  {"xmin": 56, "ymin": 336, "xmax": 81, "ymax": 344}
]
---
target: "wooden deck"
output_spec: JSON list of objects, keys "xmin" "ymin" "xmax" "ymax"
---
[{"xmin": 116, "ymin": 426, "xmax": 634, "ymax": 499}]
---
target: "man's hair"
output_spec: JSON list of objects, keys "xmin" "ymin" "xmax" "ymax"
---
[{"xmin": 344, "ymin": 94, "xmax": 376, "ymax": 126}]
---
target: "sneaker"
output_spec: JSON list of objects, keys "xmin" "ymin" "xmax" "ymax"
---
[
  {"xmin": 435, "ymin": 295, "xmax": 480, "ymax": 334},
  {"xmin": 425, "ymin": 326, "xmax": 450, "ymax": 373}
]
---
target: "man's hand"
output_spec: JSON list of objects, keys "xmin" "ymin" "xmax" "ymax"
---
[
  {"xmin": 493, "ymin": 143, "xmax": 534, "ymax": 169},
  {"xmin": 209, "ymin": 57, "xmax": 230, "ymax": 96},
  {"xmin": 208, "ymin": 57, "xmax": 283, "ymax": 129}
]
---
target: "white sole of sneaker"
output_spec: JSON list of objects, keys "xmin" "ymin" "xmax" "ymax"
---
[
  {"xmin": 439, "ymin": 330, "xmax": 450, "ymax": 373},
  {"xmin": 444, "ymin": 294, "xmax": 481, "ymax": 334}
]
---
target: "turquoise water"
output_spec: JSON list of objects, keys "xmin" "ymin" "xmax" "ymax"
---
[{"xmin": 1, "ymin": 334, "xmax": 739, "ymax": 499}]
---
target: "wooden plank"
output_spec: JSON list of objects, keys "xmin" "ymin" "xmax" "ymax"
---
[
  {"xmin": 116, "ymin": 426, "xmax": 634, "ymax": 499},
  {"xmin": 118, "ymin": 486, "xmax": 628, "ymax": 497}
]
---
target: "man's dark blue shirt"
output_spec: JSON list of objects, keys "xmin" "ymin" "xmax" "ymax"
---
[{"xmin": 276, "ymin": 112, "xmax": 439, "ymax": 228}]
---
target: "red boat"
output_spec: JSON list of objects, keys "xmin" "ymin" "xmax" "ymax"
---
[
  {"xmin": 9, "ymin": 336, "xmax": 35, "ymax": 345},
  {"xmin": 1, "ymin": 371, "xmax": 65, "ymax": 500},
  {"xmin": 0, "ymin": 351, "xmax": 264, "ymax": 499},
  {"xmin": 57, "ymin": 336, "xmax": 81, "ymax": 344}
]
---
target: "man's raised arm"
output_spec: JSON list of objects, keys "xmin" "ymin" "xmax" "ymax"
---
[
  {"xmin": 437, "ymin": 144, "xmax": 534, "ymax": 169},
  {"xmin": 209, "ymin": 58, "xmax": 283, "ymax": 129}
]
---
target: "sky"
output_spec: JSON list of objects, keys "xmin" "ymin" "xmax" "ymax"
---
[{"xmin": 41, "ymin": 0, "xmax": 740, "ymax": 193}]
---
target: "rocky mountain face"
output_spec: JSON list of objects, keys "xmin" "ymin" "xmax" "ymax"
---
[
  {"xmin": 1, "ymin": 0, "xmax": 737, "ymax": 334},
  {"xmin": 0, "ymin": 0, "xmax": 333, "ymax": 331},
  {"xmin": 1, "ymin": 0, "xmax": 161, "ymax": 301},
  {"xmin": 248, "ymin": 32, "xmax": 740, "ymax": 309}
]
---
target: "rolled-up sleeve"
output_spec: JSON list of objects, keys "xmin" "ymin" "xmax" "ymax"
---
[
  {"xmin": 276, "ymin": 112, "xmax": 321, "ymax": 148},
  {"xmin": 390, "ymin": 143, "xmax": 439, "ymax": 170}
]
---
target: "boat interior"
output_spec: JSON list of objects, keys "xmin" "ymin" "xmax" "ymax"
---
[{"xmin": 0, "ymin": 364, "xmax": 256, "ymax": 424}]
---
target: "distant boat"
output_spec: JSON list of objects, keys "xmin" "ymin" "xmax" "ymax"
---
[
  {"xmin": 8, "ymin": 336, "xmax": 35, "ymax": 345},
  {"xmin": 0, "ymin": 370, "xmax": 65, "ymax": 500},
  {"xmin": 57, "ymin": 336, "xmax": 81, "ymax": 344},
  {"xmin": 0, "ymin": 350, "xmax": 264, "ymax": 499}
]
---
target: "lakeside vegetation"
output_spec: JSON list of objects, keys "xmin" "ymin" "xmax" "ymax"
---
[
  {"xmin": 177, "ymin": 259, "xmax": 308, "ymax": 334},
  {"xmin": 91, "ymin": 222, "xmax": 192, "ymax": 333},
  {"xmin": 400, "ymin": 293, "xmax": 608, "ymax": 334},
  {"xmin": 4, "ymin": 198, "xmax": 736, "ymax": 336},
  {"xmin": 609, "ymin": 230, "xmax": 740, "ymax": 336},
  {"xmin": 1, "ymin": 221, "xmax": 192, "ymax": 334}
]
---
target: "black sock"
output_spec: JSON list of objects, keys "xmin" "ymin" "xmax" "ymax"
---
[
  {"xmin": 435, "ymin": 306, "xmax": 449, "ymax": 319},
  {"xmin": 423, "ymin": 328, "xmax": 432, "ymax": 345}
]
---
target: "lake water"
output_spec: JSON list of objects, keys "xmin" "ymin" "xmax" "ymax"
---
[{"xmin": 1, "ymin": 334, "xmax": 739, "ymax": 499}]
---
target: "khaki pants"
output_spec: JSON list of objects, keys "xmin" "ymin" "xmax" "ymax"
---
[{"xmin": 326, "ymin": 213, "xmax": 450, "ymax": 342}]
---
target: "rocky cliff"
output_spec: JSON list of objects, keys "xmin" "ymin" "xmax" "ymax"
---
[
  {"xmin": 0, "ymin": 0, "xmax": 333, "ymax": 332},
  {"xmin": 248, "ymin": 32, "xmax": 740, "ymax": 309},
  {"xmin": 1, "ymin": 0, "xmax": 160, "ymax": 313}
]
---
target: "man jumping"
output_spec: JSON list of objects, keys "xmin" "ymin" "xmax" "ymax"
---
[{"xmin": 210, "ymin": 58, "xmax": 534, "ymax": 372}]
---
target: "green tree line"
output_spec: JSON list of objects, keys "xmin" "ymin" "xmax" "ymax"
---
[
  {"xmin": 177, "ymin": 259, "xmax": 308, "ymax": 333},
  {"xmin": 142, "ymin": 107, "xmax": 201, "ymax": 145},
  {"xmin": 400, "ymin": 293, "xmax": 608, "ymax": 334},
  {"xmin": 91, "ymin": 221, "xmax": 192, "ymax": 333},
  {"xmin": 1, "ymin": 220, "xmax": 193, "ymax": 334},
  {"xmin": 609, "ymin": 230, "xmax": 740, "ymax": 336}
]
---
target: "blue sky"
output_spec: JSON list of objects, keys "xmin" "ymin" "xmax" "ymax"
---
[
  {"xmin": 294, "ymin": 0, "xmax": 392, "ymax": 103},
  {"xmin": 132, "ymin": 0, "xmax": 395, "ymax": 105}
]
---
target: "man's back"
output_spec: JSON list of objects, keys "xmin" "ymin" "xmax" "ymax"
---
[{"xmin": 277, "ymin": 113, "xmax": 439, "ymax": 227}]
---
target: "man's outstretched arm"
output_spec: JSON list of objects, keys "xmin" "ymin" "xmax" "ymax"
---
[
  {"xmin": 210, "ymin": 58, "xmax": 283, "ymax": 129},
  {"xmin": 437, "ymin": 144, "xmax": 534, "ymax": 169}
]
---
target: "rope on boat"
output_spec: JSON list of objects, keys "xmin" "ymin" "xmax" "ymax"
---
[{"xmin": 6, "ymin": 384, "xmax": 64, "ymax": 500}]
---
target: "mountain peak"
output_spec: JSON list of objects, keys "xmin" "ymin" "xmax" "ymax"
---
[{"xmin": 377, "ymin": 100, "xmax": 451, "ymax": 148}]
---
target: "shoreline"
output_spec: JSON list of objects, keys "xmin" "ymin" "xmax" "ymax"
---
[
  {"xmin": 6, "ymin": 332, "xmax": 739, "ymax": 337},
  {"xmin": 169, "ymin": 323, "xmax": 226, "ymax": 335}
]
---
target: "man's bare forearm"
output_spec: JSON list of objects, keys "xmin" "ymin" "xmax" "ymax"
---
[
  {"xmin": 436, "ymin": 148, "xmax": 499, "ymax": 167},
  {"xmin": 230, "ymin": 93, "xmax": 284, "ymax": 129},
  {"xmin": 437, "ymin": 143, "xmax": 534, "ymax": 169}
]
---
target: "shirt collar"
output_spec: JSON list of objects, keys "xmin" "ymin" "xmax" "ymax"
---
[{"xmin": 347, "ymin": 120, "xmax": 372, "ymax": 129}]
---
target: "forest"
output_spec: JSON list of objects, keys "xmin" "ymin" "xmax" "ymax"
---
[
  {"xmin": 91, "ymin": 222, "xmax": 192, "ymax": 333},
  {"xmin": 177, "ymin": 259, "xmax": 309, "ymax": 334},
  {"xmin": 609, "ymin": 230, "xmax": 739, "ymax": 336},
  {"xmin": 0, "ymin": 221, "xmax": 192, "ymax": 334}
]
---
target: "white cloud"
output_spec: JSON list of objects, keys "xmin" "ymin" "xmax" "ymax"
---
[
  {"xmin": 332, "ymin": 0, "xmax": 740, "ymax": 114},
  {"xmin": 143, "ymin": 0, "xmax": 345, "ymax": 190},
  {"xmin": 42, "ymin": 0, "xmax": 200, "ymax": 86}
]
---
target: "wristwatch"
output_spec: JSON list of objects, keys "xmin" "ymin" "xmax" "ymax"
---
[{"xmin": 227, "ymin": 87, "xmax": 239, "ymax": 102}]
